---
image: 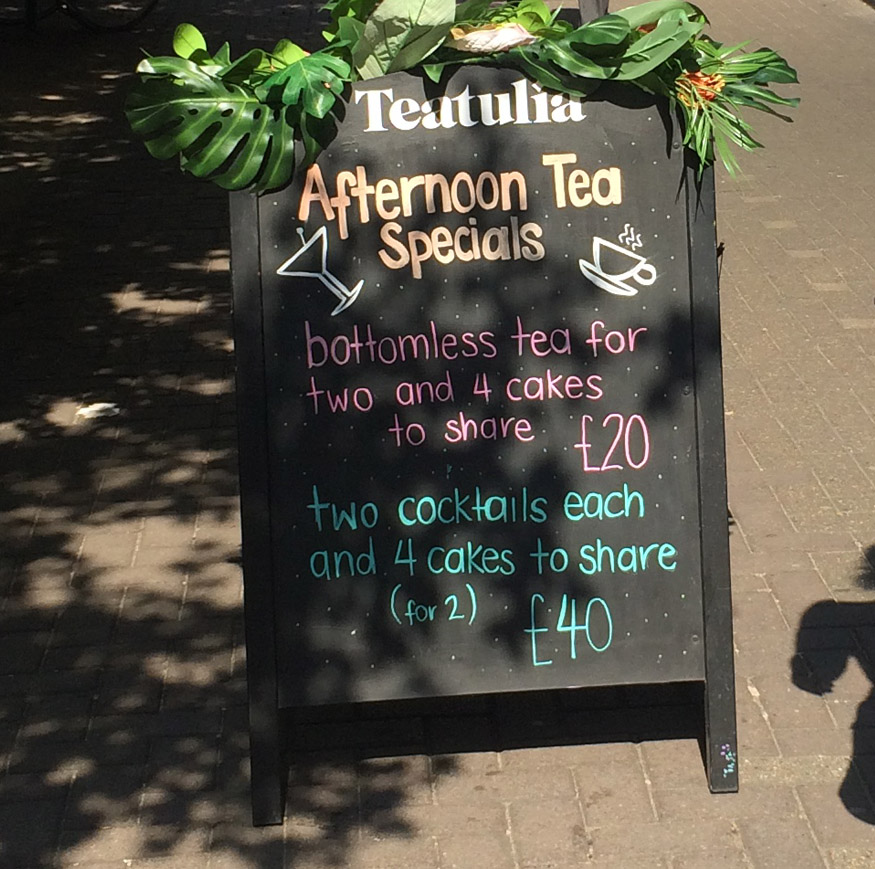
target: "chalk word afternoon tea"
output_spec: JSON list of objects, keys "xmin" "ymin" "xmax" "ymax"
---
[{"xmin": 296, "ymin": 154, "xmax": 623, "ymax": 278}]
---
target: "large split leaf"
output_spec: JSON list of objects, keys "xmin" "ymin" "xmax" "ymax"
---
[
  {"xmin": 353, "ymin": 0, "xmax": 455, "ymax": 79},
  {"xmin": 271, "ymin": 39, "xmax": 310, "ymax": 67},
  {"xmin": 255, "ymin": 52, "xmax": 350, "ymax": 117},
  {"xmin": 126, "ymin": 58, "xmax": 297, "ymax": 191}
]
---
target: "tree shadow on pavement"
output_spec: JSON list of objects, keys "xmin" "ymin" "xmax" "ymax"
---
[
  {"xmin": 0, "ymin": 6, "xmax": 424, "ymax": 867},
  {"xmin": 792, "ymin": 545, "xmax": 875, "ymax": 826}
]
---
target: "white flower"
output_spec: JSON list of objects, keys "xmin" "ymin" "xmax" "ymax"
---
[{"xmin": 447, "ymin": 22, "xmax": 537, "ymax": 54}]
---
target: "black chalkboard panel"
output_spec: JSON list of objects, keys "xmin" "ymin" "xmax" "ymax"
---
[{"xmin": 230, "ymin": 65, "xmax": 736, "ymax": 824}]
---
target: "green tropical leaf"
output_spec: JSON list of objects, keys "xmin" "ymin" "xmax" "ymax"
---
[
  {"xmin": 453, "ymin": 0, "xmax": 492, "ymax": 21},
  {"xmin": 271, "ymin": 39, "xmax": 309, "ymax": 66},
  {"xmin": 213, "ymin": 42, "xmax": 232, "ymax": 67},
  {"xmin": 126, "ymin": 60, "xmax": 297, "ymax": 191},
  {"xmin": 126, "ymin": 0, "xmax": 798, "ymax": 189},
  {"xmin": 529, "ymin": 39, "xmax": 617, "ymax": 79},
  {"xmin": 510, "ymin": 49, "xmax": 603, "ymax": 96},
  {"xmin": 220, "ymin": 48, "xmax": 268, "ymax": 85},
  {"xmin": 693, "ymin": 39, "xmax": 798, "ymax": 85},
  {"xmin": 136, "ymin": 55, "xmax": 200, "ymax": 76},
  {"xmin": 420, "ymin": 52, "xmax": 491, "ymax": 83},
  {"xmin": 611, "ymin": 0, "xmax": 706, "ymax": 30},
  {"xmin": 172, "ymin": 23, "xmax": 207, "ymax": 59},
  {"xmin": 422, "ymin": 62, "xmax": 443, "ymax": 83},
  {"xmin": 614, "ymin": 10, "xmax": 704, "ymax": 79},
  {"xmin": 299, "ymin": 111, "xmax": 339, "ymax": 165},
  {"xmin": 510, "ymin": 0, "xmax": 556, "ymax": 32},
  {"xmin": 737, "ymin": 50, "xmax": 798, "ymax": 84},
  {"xmin": 332, "ymin": 15, "xmax": 366, "ymax": 49},
  {"xmin": 255, "ymin": 53, "xmax": 350, "ymax": 117},
  {"xmin": 324, "ymin": 0, "xmax": 381, "ymax": 39},
  {"xmin": 694, "ymin": 38, "xmax": 746, "ymax": 62},
  {"xmin": 354, "ymin": 0, "xmax": 455, "ymax": 79},
  {"xmin": 570, "ymin": 14, "xmax": 631, "ymax": 46},
  {"xmin": 514, "ymin": 6, "xmax": 702, "ymax": 84},
  {"xmin": 453, "ymin": 0, "xmax": 490, "ymax": 20},
  {"xmin": 724, "ymin": 81, "xmax": 799, "ymax": 111},
  {"xmin": 517, "ymin": 0, "xmax": 552, "ymax": 24}
]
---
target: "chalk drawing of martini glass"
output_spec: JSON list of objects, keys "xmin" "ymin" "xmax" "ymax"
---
[
  {"xmin": 276, "ymin": 226, "xmax": 364, "ymax": 315},
  {"xmin": 579, "ymin": 237, "xmax": 657, "ymax": 297}
]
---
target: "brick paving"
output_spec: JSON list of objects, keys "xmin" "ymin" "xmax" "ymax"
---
[{"xmin": 1, "ymin": 0, "xmax": 874, "ymax": 866}]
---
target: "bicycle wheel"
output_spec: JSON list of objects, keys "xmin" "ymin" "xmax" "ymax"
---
[{"xmin": 60, "ymin": 0, "xmax": 159, "ymax": 31}]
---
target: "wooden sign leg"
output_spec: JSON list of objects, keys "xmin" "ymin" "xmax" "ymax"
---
[
  {"xmin": 231, "ymin": 191, "xmax": 287, "ymax": 824},
  {"xmin": 686, "ymin": 163, "xmax": 739, "ymax": 793},
  {"xmin": 249, "ymin": 693, "xmax": 285, "ymax": 825}
]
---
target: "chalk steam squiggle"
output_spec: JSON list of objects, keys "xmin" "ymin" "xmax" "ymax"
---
[{"xmin": 618, "ymin": 223, "xmax": 643, "ymax": 251}]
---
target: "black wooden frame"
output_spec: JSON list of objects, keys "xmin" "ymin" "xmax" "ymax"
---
[{"xmin": 230, "ymin": 157, "xmax": 738, "ymax": 829}]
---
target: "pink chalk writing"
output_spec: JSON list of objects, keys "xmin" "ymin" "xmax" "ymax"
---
[
  {"xmin": 574, "ymin": 413, "xmax": 650, "ymax": 472},
  {"xmin": 305, "ymin": 320, "xmax": 496, "ymax": 369},
  {"xmin": 307, "ymin": 377, "xmax": 375, "ymax": 414}
]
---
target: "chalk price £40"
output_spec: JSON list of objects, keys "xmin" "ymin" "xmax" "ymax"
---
[{"xmin": 526, "ymin": 593, "xmax": 613, "ymax": 667}]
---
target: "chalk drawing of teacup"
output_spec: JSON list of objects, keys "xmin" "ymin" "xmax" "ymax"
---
[{"xmin": 579, "ymin": 237, "xmax": 657, "ymax": 297}]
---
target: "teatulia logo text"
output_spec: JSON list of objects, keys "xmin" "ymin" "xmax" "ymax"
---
[{"xmin": 354, "ymin": 79, "xmax": 587, "ymax": 133}]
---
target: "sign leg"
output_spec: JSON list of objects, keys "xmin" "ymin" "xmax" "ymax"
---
[
  {"xmin": 249, "ymin": 702, "xmax": 285, "ymax": 825},
  {"xmin": 230, "ymin": 190, "xmax": 287, "ymax": 823},
  {"xmin": 705, "ymin": 677, "xmax": 739, "ymax": 792},
  {"xmin": 686, "ymin": 162, "xmax": 739, "ymax": 793}
]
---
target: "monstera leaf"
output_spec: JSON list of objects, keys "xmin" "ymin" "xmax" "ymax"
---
[
  {"xmin": 125, "ymin": 57, "xmax": 297, "ymax": 191},
  {"xmin": 255, "ymin": 53, "xmax": 350, "ymax": 117}
]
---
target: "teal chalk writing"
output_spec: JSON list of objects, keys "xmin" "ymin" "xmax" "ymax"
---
[
  {"xmin": 563, "ymin": 484, "xmax": 645, "ymax": 521},
  {"xmin": 578, "ymin": 539, "xmax": 677, "ymax": 575}
]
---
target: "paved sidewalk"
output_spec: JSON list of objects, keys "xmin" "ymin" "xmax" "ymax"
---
[{"xmin": 1, "ymin": 0, "xmax": 874, "ymax": 867}]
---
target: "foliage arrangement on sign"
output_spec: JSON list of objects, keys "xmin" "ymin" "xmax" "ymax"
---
[{"xmin": 125, "ymin": 0, "xmax": 798, "ymax": 191}]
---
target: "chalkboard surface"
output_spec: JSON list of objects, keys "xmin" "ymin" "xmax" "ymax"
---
[{"xmin": 249, "ymin": 66, "xmax": 709, "ymax": 707}]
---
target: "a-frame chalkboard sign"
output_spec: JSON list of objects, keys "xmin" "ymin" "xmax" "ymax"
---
[{"xmin": 230, "ymin": 63, "xmax": 737, "ymax": 826}]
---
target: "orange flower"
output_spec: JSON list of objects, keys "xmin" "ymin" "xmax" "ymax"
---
[{"xmin": 676, "ymin": 70, "xmax": 726, "ymax": 107}]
